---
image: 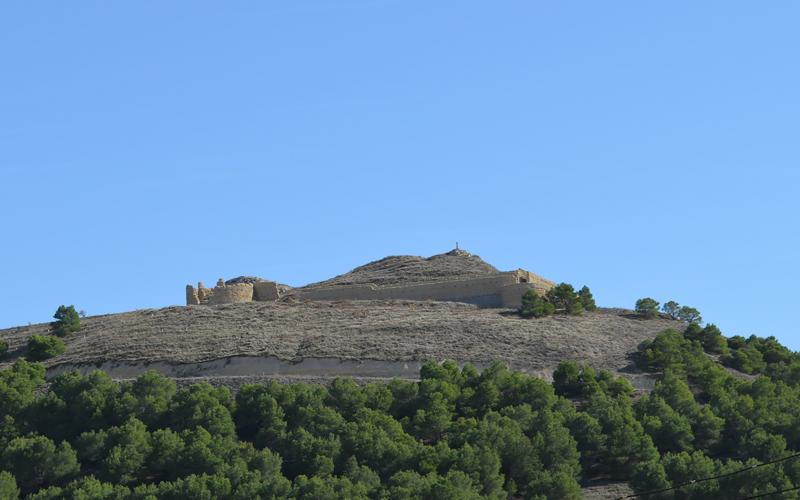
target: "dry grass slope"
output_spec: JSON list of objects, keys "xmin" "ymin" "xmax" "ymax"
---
[
  {"xmin": 0, "ymin": 301, "xmax": 680, "ymax": 385},
  {"xmin": 301, "ymin": 249, "xmax": 500, "ymax": 288}
]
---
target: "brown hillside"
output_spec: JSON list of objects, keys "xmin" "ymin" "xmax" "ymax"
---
[
  {"xmin": 301, "ymin": 249, "xmax": 500, "ymax": 288},
  {"xmin": 0, "ymin": 302, "xmax": 679, "ymax": 388}
]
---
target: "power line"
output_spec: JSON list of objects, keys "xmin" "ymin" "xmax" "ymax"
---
[
  {"xmin": 740, "ymin": 485, "xmax": 800, "ymax": 499},
  {"xmin": 617, "ymin": 452, "xmax": 800, "ymax": 499}
]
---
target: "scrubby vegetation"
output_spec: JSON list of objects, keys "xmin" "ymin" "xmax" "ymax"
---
[
  {"xmin": 577, "ymin": 286, "xmax": 597, "ymax": 312},
  {"xmin": 518, "ymin": 290, "xmax": 554, "ymax": 318},
  {"xmin": 519, "ymin": 283, "xmax": 594, "ymax": 318},
  {"xmin": 663, "ymin": 301, "xmax": 702, "ymax": 324},
  {"xmin": 25, "ymin": 335, "xmax": 65, "ymax": 361},
  {"xmin": 1, "ymin": 317, "xmax": 799, "ymax": 498},
  {"xmin": 635, "ymin": 298, "xmax": 703, "ymax": 323},
  {"xmin": 17, "ymin": 305, "xmax": 78, "ymax": 362},
  {"xmin": 51, "ymin": 305, "xmax": 80, "ymax": 338},
  {"xmin": 0, "ymin": 339, "xmax": 8, "ymax": 360},
  {"xmin": 635, "ymin": 297, "xmax": 661, "ymax": 319}
]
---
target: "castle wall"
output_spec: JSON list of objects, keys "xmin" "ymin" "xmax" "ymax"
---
[
  {"xmin": 186, "ymin": 269, "xmax": 554, "ymax": 308},
  {"xmin": 253, "ymin": 281, "xmax": 280, "ymax": 301},
  {"xmin": 186, "ymin": 285, "xmax": 200, "ymax": 305},
  {"xmin": 294, "ymin": 273, "xmax": 521, "ymax": 306},
  {"xmin": 293, "ymin": 284, "xmax": 378, "ymax": 301},
  {"xmin": 197, "ymin": 282, "xmax": 216, "ymax": 304},
  {"xmin": 499, "ymin": 283, "xmax": 536, "ymax": 308},
  {"xmin": 207, "ymin": 283, "xmax": 254, "ymax": 305},
  {"xmin": 375, "ymin": 274, "xmax": 516, "ymax": 302}
]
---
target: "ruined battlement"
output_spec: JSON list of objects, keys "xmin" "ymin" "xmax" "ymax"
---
[
  {"xmin": 186, "ymin": 279, "xmax": 280, "ymax": 306},
  {"xmin": 185, "ymin": 263, "xmax": 554, "ymax": 309}
]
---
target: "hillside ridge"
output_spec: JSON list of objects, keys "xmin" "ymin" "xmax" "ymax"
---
[
  {"xmin": 300, "ymin": 249, "xmax": 500, "ymax": 288},
  {"xmin": 0, "ymin": 302, "xmax": 680, "ymax": 390}
]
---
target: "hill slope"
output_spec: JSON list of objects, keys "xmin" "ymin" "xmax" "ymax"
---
[
  {"xmin": 300, "ymin": 249, "xmax": 501, "ymax": 288},
  {"xmin": 0, "ymin": 301, "xmax": 679, "ymax": 386}
]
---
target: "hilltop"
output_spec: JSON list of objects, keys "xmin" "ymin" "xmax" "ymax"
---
[
  {"xmin": 187, "ymin": 249, "xmax": 556, "ymax": 309},
  {"xmin": 0, "ymin": 249, "xmax": 679, "ymax": 389},
  {"xmin": 301, "ymin": 248, "xmax": 500, "ymax": 288}
]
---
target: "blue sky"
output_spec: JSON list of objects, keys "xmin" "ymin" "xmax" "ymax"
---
[{"xmin": 1, "ymin": 2, "xmax": 799, "ymax": 348}]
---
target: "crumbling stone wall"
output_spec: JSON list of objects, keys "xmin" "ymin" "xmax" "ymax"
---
[
  {"xmin": 186, "ymin": 282, "xmax": 212, "ymax": 305},
  {"xmin": 186, "ymin": 279, "xmax": 283, "ymax": 305},
  {"xmin": 185, "ymin": 269, "xmax": 554, "ymax": 308},
  {"xmin": 253, "ymin": 281, "xmax": 280, "ymax": 301},
  {"xmin": 186, "ymin": 285, "xmax": 200, "ymax": 305},
  {"xmin": 207, "ymin": 283, "xmax": 254, "ymax": 305}
]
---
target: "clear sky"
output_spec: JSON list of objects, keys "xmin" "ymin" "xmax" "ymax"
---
[{"xmin": 1, "ymin": 2, "xmax": 799, "ymax": 349}]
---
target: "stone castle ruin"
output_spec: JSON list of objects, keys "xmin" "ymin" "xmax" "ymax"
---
[
  {"xmin": 186, "ymin": 249, "xmax": 555, "ymax": 309},
  {"xmin": 186, "ymin": 278, "xmax": 281, "ymax": 306}
]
